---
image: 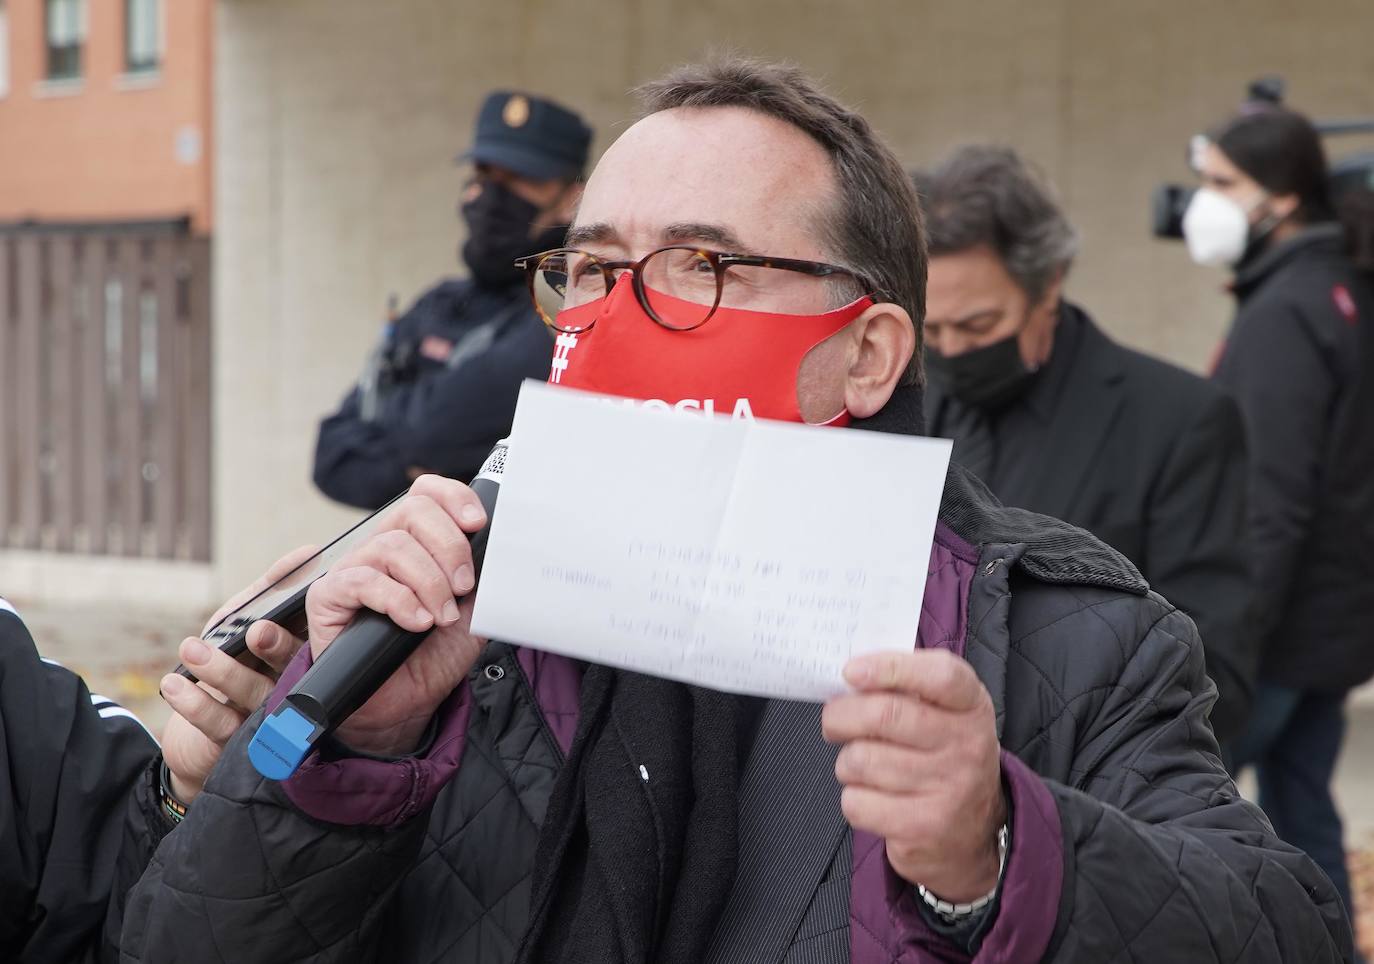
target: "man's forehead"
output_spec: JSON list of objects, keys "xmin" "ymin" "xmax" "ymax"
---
[{"xmin": 573, "ymin": 106, "xmax": 836, "ymax": 256}]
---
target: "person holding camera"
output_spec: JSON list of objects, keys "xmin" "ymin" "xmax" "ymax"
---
[{"xmin": 1183, "ymin": 104, "xmax": 1374, "ymax": 924}]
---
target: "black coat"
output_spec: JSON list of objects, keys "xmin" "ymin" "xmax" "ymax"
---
[
  {"xmin": 1213, "ymin": 224, "xmax": 1374, "ymax": 692},
  {"xmin": 313, "ymin": 278, "xmax": 554, "ymax": 509},
  {"xmin": 927, "ymin": 305, "xmax": 1256, "ymax": 741},
  {"xmin": 117, "ymin": 469, "xmax": 1351, "ymax": 963},
  {"xmin": 0, "ymin": 600, "xmax": 162, "ymax": 964}
]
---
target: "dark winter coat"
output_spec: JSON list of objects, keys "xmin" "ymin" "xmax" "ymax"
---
[
  {"xmin": 1213, "ymin": 224, "xmax": 1374, "ymax": 692},
  {"xmin": 0, "ymin": 599, "xmax": 163, "ymax": 964},
  {"xmin": 119, "ymin": 469, "xmax": 1352, "ymax": 963},
  {"xmin": 927, "ymin": 303, "xmax": 1256, "ymax": 741},
  {"xmin": 313, "ymin": 278, "xmax": 553, "ymax": 509}
]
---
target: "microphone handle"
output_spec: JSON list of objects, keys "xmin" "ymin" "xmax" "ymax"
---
[
  {"xmin": 279, "ymin": 609, "xmax": 430, "ymax": 734},
  {"xmin": 249, "ymin": 473, "xmax": 498, "ymax": 780}
]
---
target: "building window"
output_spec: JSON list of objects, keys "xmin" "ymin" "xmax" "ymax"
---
[
  {"xmin": 0, "ymin": 1, "xmax": 10, "ymax": 98},
  {"xmin": 125, "ymin": 0, "xmax": 160, "ymax": 75},
  {"xmin": 44, "ymin": 0, "xmax": 85, "ymax": 82}
]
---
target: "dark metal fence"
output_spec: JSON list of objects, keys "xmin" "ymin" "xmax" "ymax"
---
[{"xmin": 0, "ymin": 219, "xmax": 212, "ymax": 561}]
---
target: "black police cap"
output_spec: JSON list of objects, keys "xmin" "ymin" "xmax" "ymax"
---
[{"xmin": 458, "ymin": 91, "xmax": 593, "ymax": 181}]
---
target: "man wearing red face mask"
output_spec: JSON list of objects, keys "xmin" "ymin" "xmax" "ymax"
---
[{"xmin": 122, "ymin": 59, "xmax": 1350, "ymax": 963}]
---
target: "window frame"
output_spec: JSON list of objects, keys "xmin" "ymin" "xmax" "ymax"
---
[
  {"xmin": 43, "ymin": 0, "xmax": 86, "ymax": 83},
  {"xmin": 123, "ymin": 0, "xmax": 161, "ymax": 76},
  {"xmin": 0, "ymin": 1, "xmax": 11, "ymax": 98}
]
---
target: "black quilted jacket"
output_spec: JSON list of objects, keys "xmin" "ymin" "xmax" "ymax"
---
[{"xmin": 118, "ymin": 470, "xmax": 1353, "ymax": 962}]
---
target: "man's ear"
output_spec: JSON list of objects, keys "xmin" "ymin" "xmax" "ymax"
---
[
  {"xmin": 1269, "ymin": 191, "xmax": 1301, "ymax": 222},
  {"xmin": 1020, "ymin": 269, "xmax": 1065, "ymax": 370},
  {"xmin": 1037, "ymin": 268, "xmax": 1066, "ymax": 319},
  {"xmin": 843, "ymin": 303, "xmax": 916, "ymax": 419}
]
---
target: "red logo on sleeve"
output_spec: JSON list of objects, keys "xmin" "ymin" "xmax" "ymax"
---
[{"xmin": 1332, "ymin": 285, "xmax": 1359, "ymax": 327}]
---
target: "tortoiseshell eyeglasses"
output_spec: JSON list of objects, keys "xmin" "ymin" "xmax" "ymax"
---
[{"xmin": 513, "ymin": 245, "xmax": 875, "ymax": 333}]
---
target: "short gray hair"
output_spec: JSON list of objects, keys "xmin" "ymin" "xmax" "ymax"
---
[
  {"xmin": 635, "ymin": 57, "xmax": 927, "ymax": 385},
  {"xmin": 912, "ymin": 146, "xmax": 1078, "ymax": 304}
]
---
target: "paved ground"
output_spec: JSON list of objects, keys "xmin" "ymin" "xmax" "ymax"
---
[
  {"xmin": 17, "ymin": 596, "xmax": 208, "ymax": 735},
  {"xmin": 12, "ymin": 595, "xmax": 1374, "ymax": 954},
  {"xmin": 1338, "ymin": 703, "xmax": 1374, "ymax": 957}
]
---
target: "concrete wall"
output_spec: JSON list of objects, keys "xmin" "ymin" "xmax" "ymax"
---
[
  {"xmin": 212, "ymin": 0, "xmax": 1374, "ymax": 594},
  {"xmin": 0, "ymin": 0, "xmax": 214, "ymax": 232}
]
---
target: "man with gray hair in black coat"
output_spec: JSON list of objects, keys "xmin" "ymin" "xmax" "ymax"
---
[{"xmin": 915, "ymin": 145, "xmax": 1257, "ymax": 745}]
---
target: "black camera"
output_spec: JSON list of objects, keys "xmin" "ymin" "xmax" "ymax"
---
[
  {"xmin": 1151, "ymin": 184, "xmax": 1196, "ymax": 240},
  {"xmin": 1151, "ymin": 76, "xmax": 1374, "ymax": 240}
]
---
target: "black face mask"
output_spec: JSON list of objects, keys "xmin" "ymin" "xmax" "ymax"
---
[
  {"xmin": 924, "ymin": 333, "xmax": 1038, "ymax": 411},
  {"xmin": 460, "ymin": 181, "xmax": 568, "ymax": 288}
]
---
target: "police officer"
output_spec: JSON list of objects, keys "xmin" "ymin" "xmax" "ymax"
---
[
  {"xmin": 1188, "ymin": 105, "xmax": 1374, "ymax": 928},
  {"xmin": 313, "ymin": 91, "xmax": 593, "ymax": 509}
]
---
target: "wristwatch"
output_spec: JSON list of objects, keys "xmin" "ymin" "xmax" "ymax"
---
[{"xmin": 916, "ymin": 822, "xmax": 1010, "ymax": 923}]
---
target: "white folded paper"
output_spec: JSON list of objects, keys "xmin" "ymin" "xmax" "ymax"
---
[{"xmin": 470, "ymin": 382, "xmax": 952, "ymax": 702}]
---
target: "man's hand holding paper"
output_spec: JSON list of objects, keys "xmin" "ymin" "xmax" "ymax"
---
[{"xmin": 470, "ymin": 381, "xmax": 953, "ymax": 702}]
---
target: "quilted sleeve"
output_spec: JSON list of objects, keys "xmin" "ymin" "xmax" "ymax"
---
[
  {"xmin": 118, "ymin": 708, "xmax": 429, "ymax": 964},
  {"xmin": 1040, "ymin": 598, "xmax": 1352, "ymax": 962}
]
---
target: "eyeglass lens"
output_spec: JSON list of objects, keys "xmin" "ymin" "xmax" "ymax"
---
[{"xmin": 532, "ymin": 248, "xmax": 723, "ymax": 332}]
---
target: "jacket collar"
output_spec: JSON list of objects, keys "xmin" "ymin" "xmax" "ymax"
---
[
  {"xmin": 922, "ymin": 303, "xmax": 1135, "ymax": 532},
  {"xmin": 853, "ymin": 361, "xmax": 1146, "ymax": 594},
  {"xmin": 1019, "ymin": 303, "xmax": 1086, "ymax": 422},
  {"xmin": 939, "ymin": 460, "xmax": 1147, "ymax": 596},
  {"xmin": 1232, "ymin": 222, "xmax": 1345, "ymax": 299},
  {"xmin": 1017, "ymin": 305, "xmax": 1128, "ymax": 520},
  {"xmin": 850, "ymin": 373, "xmax": 926, "ymax": 438},
  {"xmin": 921, "ymin": 361, "xmax": 948, "ymax": 435}
]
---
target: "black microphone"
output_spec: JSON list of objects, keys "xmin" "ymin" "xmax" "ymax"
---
[{"xmin": 247, "ymin": 440, "xmax": 508, "ymax": 781}]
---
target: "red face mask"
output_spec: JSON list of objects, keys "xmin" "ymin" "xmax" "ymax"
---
[{"xmin": 547, "ymin": 274, "xmax": 873, "ymax": 424}]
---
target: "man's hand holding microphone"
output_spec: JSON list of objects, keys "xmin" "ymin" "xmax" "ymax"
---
[
  {"xmin": 159, "ymin": 475, "xmax": 488, "ymax": 801},
  {"xmin": 159, "ymin": 471, "xmax": 1006, "ymax": 911},
  {"xmin": 298, "ymin": 475, "xmax": 489, "ymax": 756}
]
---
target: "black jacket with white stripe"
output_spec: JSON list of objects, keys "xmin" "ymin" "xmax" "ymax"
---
[{"xmin": 0, "ymin": 599, "xmax": 161, "ymax": 964}]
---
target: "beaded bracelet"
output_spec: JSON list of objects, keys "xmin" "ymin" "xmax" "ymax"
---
[{"xmin": 158, "ymin": 759, "xmax": 189, "ymax": 824}]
